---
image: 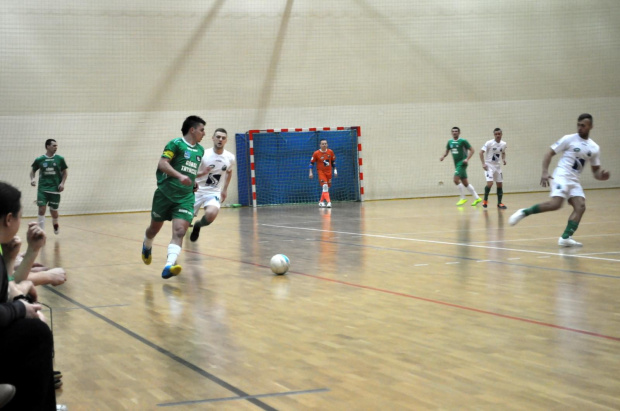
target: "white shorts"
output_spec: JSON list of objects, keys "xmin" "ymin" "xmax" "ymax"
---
[
  {"xmin": 549, "ymin": 175, "xmax": 585, "ymax": 199},
  {"xmin": 194, "ymin": 192, "xmax": 221, "ymax": 216},
  {"xmin": 484, "ymin": 163, "xmax": 503, "ymax": 182}
]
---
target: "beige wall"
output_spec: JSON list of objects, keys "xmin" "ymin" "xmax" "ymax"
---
[{"xmin": 1, "ymin": 1, "xmax": 619, "ymax": 215}]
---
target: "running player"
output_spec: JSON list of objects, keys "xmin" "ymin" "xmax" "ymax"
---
[
  {"xmin": 309, "ymin": 139, "xmax": 337, "ymax": 208},
  {"xmin": 440, "ymin": 127, "xmax": 482, "ymax": 206},
  {"xmin": 30, "ymin": 139, "xmax": 68, "ymax": 234},
  {"xmin": 190, "ymin": 128, "xmax": 236, "ymax": 242},
  {"xmin": 509, "ymin": 113, "xmax": 610, "ymax": 247},
  {"xmin": 479, "ymin": 128, "xmax": 508, "ymax": 209},
  {"xmin": 141, "ymin": 115, "xmax": 206, "ymax": 279}
]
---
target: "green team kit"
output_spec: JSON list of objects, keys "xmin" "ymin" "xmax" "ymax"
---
[
  {"xmin": 151, "ymin": 138, "xmax": 204, "ymax": 222},
  {"xmin": 447, "ymin": 138, "xmax": 471, "ymax": 179},
  {"xmin": 31, "ymin": 155, "xmax": 68, "ymax": 209}
]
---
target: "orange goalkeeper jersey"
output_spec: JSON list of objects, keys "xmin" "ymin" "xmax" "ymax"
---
[{"xmin": 311, "ymin": 149, "xmax": 336, "ymax": 175}]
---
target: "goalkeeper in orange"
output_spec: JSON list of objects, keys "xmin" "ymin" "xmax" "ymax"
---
[{"xmin": 309, "ymin": 138, "xmax": 337, "ymax": 208}]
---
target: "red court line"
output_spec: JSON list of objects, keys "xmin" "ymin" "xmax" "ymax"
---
[{"xmin": 62, "ymin": 224, "xmax": 620, "ymax": 342}]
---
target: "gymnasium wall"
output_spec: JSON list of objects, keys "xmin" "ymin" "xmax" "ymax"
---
[{"xmin": 1, "ymin": 1, "xmax": 619, "ymax": 216}]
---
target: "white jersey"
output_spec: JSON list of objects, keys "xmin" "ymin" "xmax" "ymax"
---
[
  {"xmin": 480, "ymin": 139, "xmax": 507, "ymax": 165},
  {"xmin": 195, "ymin": 148, "xmax": 236, "ymax": 194},
  {"xmin": 551, "ymin": 133, "xmax": 600, "ymax": 181}
]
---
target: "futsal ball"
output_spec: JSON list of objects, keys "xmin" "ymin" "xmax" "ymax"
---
[{"xmin": 270, "ymin": 254, "xmax": 290, "ymax": 275}]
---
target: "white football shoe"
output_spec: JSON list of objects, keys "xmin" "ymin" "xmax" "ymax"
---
[
  {"xmin": 318, "ymin": 201, "xmax": 325, "ymax": 207},
  {"xmin": 558, "ymin": 237, "xmax": 582, "ymax": 247},
  {"xmin": 508, "ymin": 209, "xmax": 527, "ymax": 226},
  {"xmin": 326, "ymin": 202, "xmax": 332, "ymax": 208}
]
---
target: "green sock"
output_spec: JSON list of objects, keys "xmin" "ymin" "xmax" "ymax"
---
[
  {"xmin": 497, "ymin": 188, "xmax": 503, "ymax": 204},
  {"xmin": 198, "ymin": 216, "xmax": 211, "ymax": 227},
  {"xmin": 484, "ymin": 186, "xmax": 491, "ymax": 201},
  {"xmin": 523, "ymin": 204, "xmax": 540, "ymax": 216},
  {"xmin": 561, "ymin": 220, "xmax": 579, "ymax": 239}
]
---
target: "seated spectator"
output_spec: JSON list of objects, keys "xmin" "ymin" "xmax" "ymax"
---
[{"xmin": 0, "ymin": 181, "xmax": 56, "ymax": 410}]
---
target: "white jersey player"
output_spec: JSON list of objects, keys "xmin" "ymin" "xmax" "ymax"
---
[
  {"xmin": 479, "ymin": 128, "xmax": 507, "ymax": 209},
  {"xmin": 190, "ymin": 128, "xmax": 236, "ymax": 242},
  {"xmin": 509, "ymin": 114, "xmax": 610, "ymax": 247}
]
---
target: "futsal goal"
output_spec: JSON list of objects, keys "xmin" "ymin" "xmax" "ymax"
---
[{"xmin": 235, "ymin": 127, "xmax": 364, "ymax": 207}]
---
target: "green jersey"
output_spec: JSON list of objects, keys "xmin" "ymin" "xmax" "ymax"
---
[
  {"xmin": 156, "ymin": 137, "xmax": 204, "ymax": 202},
  {"xmin": 31, "ymin": 155, "xmax": 68, "ymax": 193},
  {"xmin": 446, "ymin": 138, "xmax": 471, "ymax": 165}
]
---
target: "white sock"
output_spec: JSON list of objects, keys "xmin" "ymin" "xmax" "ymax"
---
[
  {"xmin": 166, "ymin": 244, "xmax": 181, "ymax": 266},
  {"xmin": 466, "ymin": 184, "xmax": 480, "ymax": 199},
  {"xmin": 457, "ymin": 183, "xmax": 466, "ymax": 199},
  {"xmin": 37, "ymin": 215, "xmax": 45, "ymax": 230},
  {"xmin": 144, "ymin": 235, "xmax": 154, "ymax": 249},
  {"xmin": 52, "ymin": 218, "xmax": 58, "ymax": 226}
]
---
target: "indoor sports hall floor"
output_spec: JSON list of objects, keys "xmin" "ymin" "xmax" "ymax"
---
[{"xmin": 31, "ymin": 189, "xmax": 620, "ymax": 410}]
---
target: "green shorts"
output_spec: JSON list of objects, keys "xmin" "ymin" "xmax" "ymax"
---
[
  {"xmin": 454, "ymin": 163, "xmax": 468, "ymax": 179},
  {"xmin": 150, "ymin": 189, "xmax": 194, "ymax": 223},
  {"xmin": 37, "ymin": 191, "xmax": 60, "ymax": 210}
]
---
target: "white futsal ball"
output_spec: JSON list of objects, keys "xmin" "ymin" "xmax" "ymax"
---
[{"xmin": 270, "ymin": 254, "xmax": 290, "ymax": 275}]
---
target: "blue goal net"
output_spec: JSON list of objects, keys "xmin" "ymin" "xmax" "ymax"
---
[{"xmin": 236, "ymin": 128, "xmax": 361, "ymax": 206}]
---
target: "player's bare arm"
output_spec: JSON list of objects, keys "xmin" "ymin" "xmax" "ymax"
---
[
  {"xmin": 540, "ymin": 148, "xmax": 556, "ymax": 187},
  {"xmin": 158, "ymin": 157, "xmax": 192, "ymax": 186},
  {"xmin": 30, "ymin": 169, "xmax": 36, "ymax": 186},
  {"xmin": 592, "ymin": 165, "xmax": 610, "ymax": 181},
  {"xmin": 58, "ymin": 169, "xmax": 68, "ymax": 192},
  {"xmin": 464, "ymin": 147, "xmax": 474, "ymax": 164},
  {"xmin": 439, "ymin": 149, "xmax": 449, "ymax": 161},
  {"xmin": 502, "ymin": 150, "xmax": 506, "ymax": 166},
  {"xmin": 479, "ymin": 149, "xmax": 487, "ymax": 170},
  {"xmin": 220, "ymin": 170, "xmax": 233, "ymax": 202}
]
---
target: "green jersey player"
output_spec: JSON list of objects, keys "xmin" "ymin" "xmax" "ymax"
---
[
  {"xmin": 30, "ymin": 139, "xmax": 68, "ymax": 234},
  {"xmin": 142, "ymin": 115, "xmax": 206, "ymax": 279},
  {"xmin": 440, "ymin": 127, "xmax": 482, "ymax": 206}
]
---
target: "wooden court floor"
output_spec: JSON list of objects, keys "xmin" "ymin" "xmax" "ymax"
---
[{"xmin": 27, "ymin": 188, "xmax": 620, "ymax": 410}]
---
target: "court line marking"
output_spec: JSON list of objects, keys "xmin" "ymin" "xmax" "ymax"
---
[
  {"xmin": 288, "ymin": 272, "xmax": 620, "ymax": 342},
  {"xmin": 58, "ymin": 224, "xmax": 620, "ymax": 342},
  {"xmin": 262, "ymin": 224, "xmax": 620, "ymax": 262},
  {"xmin": 44, "ymin": 287, "xmax": 279, "ymax": 411},
  {"xmin": 471, "ymin": 233, "xmax": 620, "ymax": 244},
  {"xmin": 158, "ymin": 388, "xmax": 330, "ymax": 407}
]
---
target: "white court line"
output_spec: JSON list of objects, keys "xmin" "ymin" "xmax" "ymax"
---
[
  {"xmin": 262, "ymin": 224, "xmax": 620, "ymax": 262},
  {"xmin": 579, "ymin": 251, "xmax": 620, "ymax": 256},
  {"xmin": 472, "ymin": 233, "xmax": 620, "ymax": 244}
]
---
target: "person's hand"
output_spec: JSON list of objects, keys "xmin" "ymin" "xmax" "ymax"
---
[
  {"xmin": 462, "ymin": 159, "xmax": 468, "ymax": 164},
  {"xmin": 58, "ymin": 183, "xmax": 65, "ymax": 192},
  {"xmin": 178, "ymin": 175, "xmax": 192, "ymax": 186},
  {"xmin": 16, "ymin": 300, "xmax": 42, "ymax": 319},
  {"xmin": 3, "ymin": 236, "xmax": 22, "ymax": 263},
  {"xmin": 26, "ymin": 222, "xmax": 46, "ymax": 251},
  {"xmin": 439, "ymin": 155, "xmax": 445, "ymax": 161},
  {"xmin": 482, "ymin": 164, "xmax": 488, "ymax": 171},
  {"xmin": 31, "ymin": 180, "xmax": 36, "ymax": 187},
  {"xmin": 540, "ymin": 171, "xmax": 553, "ymax": 187},
  {"xmin": 309, "ymin": 172, "xmax": 313, "ymax": 179},
  {"xmin": 333, "ymin": 169, "xmax": 338, "ymax": 178},
  {"xmin": 597, "ymin": 169, "xmax": 610, "ymax": 181},
  {"xmin": 503, "ymin": 160, "xmax": 507, "ymax": 166},
  {"xmin": 221, "ymin": 189, "xmax": 228, "ymax": 203}
]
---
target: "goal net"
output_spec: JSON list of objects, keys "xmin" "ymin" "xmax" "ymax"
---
[{"xmin": 236, "ymin": 127, "xmax": 363, "ymax": 207}]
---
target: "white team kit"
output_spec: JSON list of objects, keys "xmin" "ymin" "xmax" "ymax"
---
[
  {"xmin": 194, "ymin": 148, "xmax": 236, "ymax": 214},
  {"xmin": 549, "ymin": 133, "xmax": 600, "ymax": 199},
  {"xmin": 480, "ymin": 139, "xmax": 507, "ymax": 182}
]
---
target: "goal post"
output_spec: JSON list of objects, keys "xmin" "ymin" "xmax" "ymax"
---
[{"xmin": 235, "ymin": 127, "xmax": 364, "ymax": 207}]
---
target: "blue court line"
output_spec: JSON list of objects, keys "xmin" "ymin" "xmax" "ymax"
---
[
  {"xmin": 44, "ymin": 286, "xmax": 278, "ymax": 411},
  {"xmin": 157, "ymin": 388, "xmax": 330, "ymax": 407}
]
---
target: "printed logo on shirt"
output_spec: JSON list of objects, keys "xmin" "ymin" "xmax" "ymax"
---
[{"xmin": 184, "ymin": 151, "xmax": 191, "ymax": 159}]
